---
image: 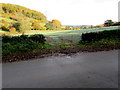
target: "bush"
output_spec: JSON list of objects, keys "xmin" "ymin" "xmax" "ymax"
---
[
  {"xmin": 2, "ymin": 43, "xmax": 15, "ymax": 55},
  {"xmin": 1, "ymin": 22, "xmax": 10, "ymax": 31},
  {"xmin": 2, "ymin": 34, "xmax": 46, "ymax": 55},
  {"xmin": 80, "ymin": 29, "xmax": 120, "ymax": 44},
  {"xmin": 12, "ymin": 22, "xmax": 20, "ymax": 31},
  {"xmin": 29, "ymin": 34, "xmax": 46, "ymax": 44},
  {"xmin": 2, "ymin": 34, "xmax": 46, "ymax": 44},
  {"xmin": 31, "ymin": 22, "xmax": 46, "ymax": 30}
]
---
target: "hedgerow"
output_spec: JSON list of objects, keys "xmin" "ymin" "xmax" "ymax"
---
[
  {"xmin": 2, "ymin": 34, "xmax": 47, "ymax": 55},
  {"xmin": 80, "ymin": 29, "xmax": 120, "ymax": 44}
]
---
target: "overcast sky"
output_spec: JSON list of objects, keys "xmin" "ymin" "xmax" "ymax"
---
[{"xmin": 1, "ymin": 0, "xmax": 119, "ymax": 25}]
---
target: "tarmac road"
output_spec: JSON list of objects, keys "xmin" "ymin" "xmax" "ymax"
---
[{"xmin": 2, "ymin": 50, "xmax": 118, "ymax": 88}]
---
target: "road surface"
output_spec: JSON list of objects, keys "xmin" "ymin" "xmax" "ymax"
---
[{"xmin": 2, "ymin": 50, "xmax": 118, "ymax": 88}]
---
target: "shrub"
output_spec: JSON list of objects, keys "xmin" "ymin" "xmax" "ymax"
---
[
  {"xmin": 80, "ymin": 29, "xmax": 120, "ymax": 44},
  {"xmin": 31, "ymin": 22, "xmax": 46, "ymax": 30},
  {"xmin": 2, "ymin": 34, "xmax": 47, "ymax": 55},
  {"xmin": 2, "ymin": 43, "xmax": 15, "ymax": 55},
  {"xmin": 1, "ymin": 22, "xmax": 10, "ymax": 31},
  {"xmin": 31, "ymin": 22, "xmax": 41, "ymax": 30},
  {"xmin": 2, "ymin": 34, "xmax": 46, "ymax": 44},
  {"xmin": 29, "ymin": 34, "xmax": 46, "ymax": 44},
  {"xmin": 40, "ymin": 26, "xmax": 46, "ymax": 30},
  {"xmin": 12, "ymin": 22, "xmax": 20, "ymax": 31}
]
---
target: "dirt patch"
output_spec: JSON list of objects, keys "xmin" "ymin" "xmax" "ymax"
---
[
  {"xmin": 58, "ymin": 37, "xmax": 73, "ymax": 43},
  {"xmin": 45, "ymin": 37, "xmax": 56, "ymax": 42}
]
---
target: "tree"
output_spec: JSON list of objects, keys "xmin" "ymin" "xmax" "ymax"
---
[
  {"xmin": 90, "ymin": 25, "xmax": 94, "ymax": 28},
  {"xmin": 31, "ymin": 22, "xmax": 46, "ymax": 30},
  {"xmin": 65, "ymin": 26, "xmax": 72, "ymax": 30},
  {"xmin": 112, "ymin": 22, "xmax": 120, "ymax": 26},
  {"xmin": 51, "ymin": 19, "xmax": 62, "ymax": 26},
  {"xmin": 104, "ymin": 20, "xmax": 113, "ymax": 26},
  {"xmin": 1, "ymin": 20, "xmax": 10, "ymax": 31},
  {"xmin": 12, "ymin": 22, "xmax": 20, "ymax": 31},
  {"xmin": 45, "ymin": 22, "xmax": 56, "ymax": 30},
  {"xmin": 13, "ymin": 19, "xmax": 31, "ymax": 33}
]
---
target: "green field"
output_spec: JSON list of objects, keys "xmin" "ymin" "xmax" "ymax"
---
[
  {"xmin": 35, "ymin": 26, "xmax": 118, "ymax": 44},
  {"xmin": 1, "ymin": 26, "xmax": 118, "ymax": 45}
]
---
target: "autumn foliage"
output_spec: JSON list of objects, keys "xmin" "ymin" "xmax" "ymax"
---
[
  {"xmin": 51, "ymin": 19, "xmax": 62, "ymax": 26},
  {"xmin": 9, "ymin": 27, "xmax": 16, "ymax": 33},
  {"xmin": 1, "ymin": 3, "xmax": 63, "ymax": 32}
]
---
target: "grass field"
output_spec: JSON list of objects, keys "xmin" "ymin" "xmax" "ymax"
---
[
  {"xmin": 37, "ymin": 26, "xmax": 118, "ymax": 44},
  {"xmin": 1, "ymin": 26, "xmax": 118, "ymax": 45}
]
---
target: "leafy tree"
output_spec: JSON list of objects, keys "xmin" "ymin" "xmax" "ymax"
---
[
  {"xmin": 112, "ymin": 22, "xmax": 120, "ymax": 26},
  {"xmin": 51, "ymin": 19, "xmax": 61, "ymax": 26},
  {"xmin": 13, "ymin": 19, "xmax": 31, "ymax": 32},
  {"xmin": 65, "ymin": 26, "xmax": 72, "ymax": 30},
  {"xmin": 31, "ymin": 22, "xmax": 46, "ymax": 30},
  {"xmin": 90, "ymin": 25, "xmax": 94, "ymax": 28},
  {"xmin": 1, "ymin": 20, "xmax": 10, "ymax": 31},
  {"xmin": 32, "ymin": 22, "xmax": 41, "ymax": 30},
  {"xmin": 45, "ymin": 22, "xmax": 56, "ymax": 30},
  {"xmin": 104, "ymin": 20, "xmax": 113, "ymax": 26},
  {"xmin": 12, "ymin": 22, "xmax": 20, "ymax": 31}
]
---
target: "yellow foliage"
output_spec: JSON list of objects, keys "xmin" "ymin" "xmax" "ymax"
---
[
  {"xmin": 1, "ymin": 22, "xmax": 10, "ymax": 30},
  {"xmin": 9, "ymin": 27, "xmax": 16, "ymax": 33},
  {"xmin": 31, "ymin": 22, "xmax": 46, "ymax": 30},
  {"xmin": 51, "ymin": 19, "xmax": 61, "ymax": 26}
]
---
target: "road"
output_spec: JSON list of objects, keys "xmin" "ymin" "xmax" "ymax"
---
[{"xmin": 2, "ymin": 50, "xmax": 118, "ymax": 88}]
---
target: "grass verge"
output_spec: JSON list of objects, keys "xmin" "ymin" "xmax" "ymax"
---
[{"xmin": 2, "ymin": 41, "xmax": 120, "ymax": 63}]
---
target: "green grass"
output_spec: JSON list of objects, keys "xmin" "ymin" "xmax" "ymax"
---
[
  {"xmin": 0, "ymin": 17, "xmax": 14, "ymax": 22},
  {"xmin": 38, "ymin": 23, "xmax": 46, "ymax": 26}
]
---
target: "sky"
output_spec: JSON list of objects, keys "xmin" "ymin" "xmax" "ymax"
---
[{"xmin": 1, "ymin": 0, "xmax": 119, "ymax": 25}]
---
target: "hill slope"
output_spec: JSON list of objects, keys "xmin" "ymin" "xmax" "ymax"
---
[{"xmin": 1, "ymin": 3, "xmax": 47, "ymax": 23}]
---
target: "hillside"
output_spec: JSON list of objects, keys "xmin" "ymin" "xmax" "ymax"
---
[
  {"xmin": 0, "ymin": 3, "xmax": 64, "ymax": 33},
  {"xmin": 0, "ymin": 3, "xmax": 47, "ymax": 23}
]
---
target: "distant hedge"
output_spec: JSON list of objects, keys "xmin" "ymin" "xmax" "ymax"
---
[{"xmin": 80, "ymin": 29, "xmax": 120, "ymax": 44}]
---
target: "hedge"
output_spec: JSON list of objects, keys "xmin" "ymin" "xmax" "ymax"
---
[
  {"xmin": 80, "ymin": 29, "xmax": 120, "ymax": 44},
  {"xmin": 2, "ymin": 34, "xmax": 46, "ymax": 55}
]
